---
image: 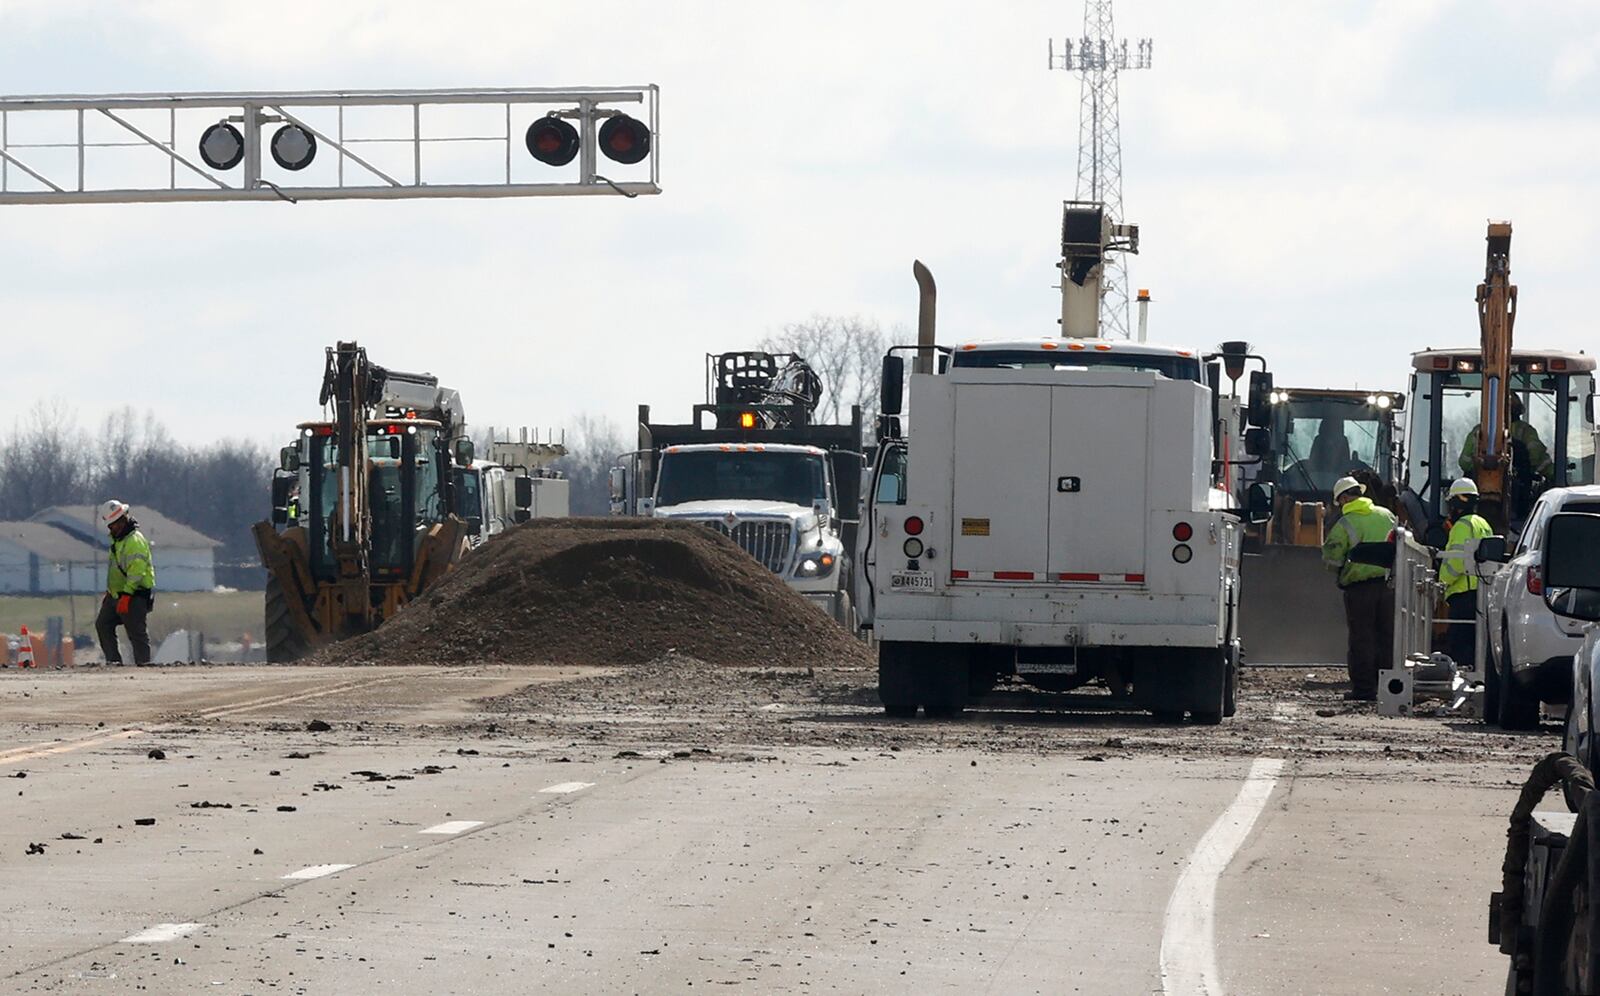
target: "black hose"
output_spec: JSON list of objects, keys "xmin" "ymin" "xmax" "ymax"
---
[{"xmin": 1502, "ymin": 753, "xmax": 1594, "ymax": 958}]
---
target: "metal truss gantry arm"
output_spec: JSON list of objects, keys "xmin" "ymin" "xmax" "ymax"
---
[{"xmin": 0, "ymin": 86, "xmax": 659, "ymax": 204}]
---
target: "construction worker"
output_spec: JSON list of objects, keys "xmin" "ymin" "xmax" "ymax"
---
[
  {"xmin": 1459, "ymin": 394, "xmax": 1554, "ymax": 480},
  {"xmin": 94, "ymin": 500, "xmax": 156, "ymax": 667},
  {"xmin": 1437, "ymin": 478, "xmax": 1494, "ymax": 670},
  {"xmin": 1322, "ymin": 475, "xmax": 1398, "ymax": 701}
]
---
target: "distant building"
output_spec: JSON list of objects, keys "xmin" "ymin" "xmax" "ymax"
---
[
  {"xmin": 29, "ymin": 505, "xmax": 221, "ymax": 592},
  {"xmin": 0, "ymin": 522, "xmax": 102, "ymax": 594}
]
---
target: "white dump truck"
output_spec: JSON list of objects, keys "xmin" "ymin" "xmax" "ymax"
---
[
  {"xmin": 611, "ymin": 352, "xmax": 864, "ymax": 627},
  {"xmin": 856, "ymin": 202, "xmax": 1273, "ymax": 720}
]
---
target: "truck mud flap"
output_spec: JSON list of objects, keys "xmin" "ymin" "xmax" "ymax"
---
[{"xmin": 1240, "ymin": 545, "xmax": 1348, "ymax": 665}]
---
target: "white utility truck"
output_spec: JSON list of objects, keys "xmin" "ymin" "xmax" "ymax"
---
[
  {"xmin": 856, "ymin": 203, "xmax": 1273, "ymax": 720},
  {"xmin": 610, "ymin": 352, "xmax": 864, "ymax": 627}
]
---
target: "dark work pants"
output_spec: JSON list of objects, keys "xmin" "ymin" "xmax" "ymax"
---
[
  {"xmin": 1342, "ymin": 579, "xmax": 1393, "ymax": 697},
  {"xmin": 96, "ymin": 594, "xmax": 151, "ymax": 665},
  {"xmin": 1446, "ymin": 591, "xmax": 1478, "ymax": 671}
]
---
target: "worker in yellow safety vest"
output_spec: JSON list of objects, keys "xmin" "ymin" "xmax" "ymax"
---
[
  {"xmin": 1322, "ymin": 476, "xmax": 1398, "ymax": 701},
  {"xmin": 94, "ymin": 499, "xmax": 157, "ymax": 667},
  {"xmin": 1438, "ymin": 478, "xmax": 1494, "ymax": 671}
]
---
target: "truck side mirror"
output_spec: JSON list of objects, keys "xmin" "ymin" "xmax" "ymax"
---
[
  {"xmin": 1243, "ymin": 427, "xmax": 1270, "ymax": 457},
  {"xmin": 1245, "ymin": 481, "xmax": 1274, "ymax": 524},
  {"xmin": 513, "ymin": 475, "xmax": 533, "ymax": 523},
  {"xmin": 609, "ymin": 466, "xmax": 627, "ymax": 503},
  {"xmin": 1247, "ymin": 371, "xmax": 1274, "ymax": 428},
  {"xmin": 453, "ymin": 438, "xmax": 475, "ymax": 466},
  {"xmin": 1542, "ymin": 513, "xmax": 1600, "ymax": 621},
  {"xmin": 279, "ymin": 445, "xmax": 300, "ymax": 472},
  {"xmin": 880, "ymin": 355, "xmax": 905, "ymax": 417},
  {"xmin": 270, "ymin": 475, "xmax": 293, "ymax": 525}
]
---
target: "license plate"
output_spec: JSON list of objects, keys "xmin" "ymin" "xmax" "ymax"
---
[{"xmin": 890, "ymin": 571, "xmax": 935, "ymax": 592}]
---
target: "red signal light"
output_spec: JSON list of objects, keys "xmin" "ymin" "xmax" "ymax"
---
[
  {"xmin": 904, "ymin": 516, "xmax": 924, "ymax": 536},
  {"xmin": 1172, "ymin": 522, "xmax": 1193, "ymax": 542},
  {"xmin": 525, "ymin": 117, "xmax": 580, "ymax": 167},
  {"xmin": 599, "ymin": 114, "xmax": 651, "ymax": 165}
]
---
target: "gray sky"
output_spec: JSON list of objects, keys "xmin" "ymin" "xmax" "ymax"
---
[{"xmin": 2, "ymin": 0, "xmax": 1598, "ymax": 448}]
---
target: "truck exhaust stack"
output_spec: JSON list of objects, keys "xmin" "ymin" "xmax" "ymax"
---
[{"xmin": 913, "ymin": 260, "xmax": 937, "ymax": 375}]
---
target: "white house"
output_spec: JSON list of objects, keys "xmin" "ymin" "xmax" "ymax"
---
[
  {"xmin": 0, "ymin": 522, "xmax": 102, "ymax": 594},
  {"xmin": 29, "ymin": 505, "xmax": 221, "ymax": 592}
]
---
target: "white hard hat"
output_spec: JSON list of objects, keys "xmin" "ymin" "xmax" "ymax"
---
[
  {"xmin": 99, "ymin": 499, "xmax": 130, "ymax": 526},
  {"xmin": 1332, "ymin": 476, "xmax": 1365, "ymax": 500},
  {"xmin": 1448, "ymin": 477, "xmax": 1480, "ymax": 499}
]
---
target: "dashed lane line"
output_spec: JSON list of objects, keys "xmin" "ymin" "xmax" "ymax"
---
[
  {"xmin": 1160, "ymin": 757, "xmax": 1286, "ymax": 996},
  {"xmin": 420, "ymin": 820, "xmax": 485, "ymax": 835},
  {"xmin": 120, "ymin": 923, "xmax": 202, "ymax": 944},
  {"xmin": 538, "ymin": 781, "xmax": 595, "ymax": 794},
  {"xmin": 0, "ymin": 729, "xmax": 143, "ymax": 766},
  {"xmin": 282, "ymin": 864, "xmax": 355, "ymax": 881}
]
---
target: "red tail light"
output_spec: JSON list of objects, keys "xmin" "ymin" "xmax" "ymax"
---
[
  {"xmin": 1172, "ymin": 522, "xmax": 1193, "ymax": 542},
  {"xmin": 904, "ymin": 516, "xmax": 924, "ymax": 536},
  {"xmin": 1527, "ymin": 566, "xmax": 1543, "ymax": 596}
]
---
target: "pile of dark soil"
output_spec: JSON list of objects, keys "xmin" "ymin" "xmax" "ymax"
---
[{"xmin": 324, "ymin": 518, "xmax": 872, "ymax": 669}]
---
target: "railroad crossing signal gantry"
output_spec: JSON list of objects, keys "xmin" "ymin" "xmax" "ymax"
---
[
  {"xmin": 0, "ymin": 87, "xmax": 659, "ymax": 205},
  {"xmin": 1049, "ymin": 2, "xmax": 1151, "ymax": 338}
]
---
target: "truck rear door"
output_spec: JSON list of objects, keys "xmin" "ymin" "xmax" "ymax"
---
[
  {"xmin": 951, "ymin": 383, "xmax": 1051, "ymax": 580},
  {"xmin": 1048, "ymin": 385, "xmax": 1149, "ymax": 581}
]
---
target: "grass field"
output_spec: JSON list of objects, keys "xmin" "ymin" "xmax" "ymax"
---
[{"xmin": 0, "ymin": 590, "xmax": 263, "ymax": 645}]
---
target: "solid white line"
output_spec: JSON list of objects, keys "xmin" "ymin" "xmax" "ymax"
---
[
  {"xmin": 420, "ymin": 820, "xmax": 484, "ymax": 835},
  {"xmin": 1160, "ymin": 758, "xmax": 1285, "ymax": 996},
  {"xmin": 121, "ymin": 922, "xmax": 202, "ymax": 944},
  {"xmin": 538, "ymin": 781, "xmax": 594, "ymax": 795},
  {"xmin": 281, "ymin": 863, "xmax": 354, "ymax": 880}
]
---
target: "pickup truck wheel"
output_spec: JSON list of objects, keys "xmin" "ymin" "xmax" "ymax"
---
[
  {"xmin": 877, "ymin": 641, "xmax": 919, "ymax": 716},
  {"xmin": 1498, "ymin": 622, "xmax": 1541, "ymax": 731}
]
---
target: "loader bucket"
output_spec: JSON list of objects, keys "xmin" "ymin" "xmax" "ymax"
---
[{"xmin": 1240, "ymin": 545, "xmax": 1349, "ymax": 665}]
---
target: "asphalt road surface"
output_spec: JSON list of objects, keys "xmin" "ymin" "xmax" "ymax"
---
[{"xmin": 0, "ymin": 663, "xmax": 1558, "ymax": 994}]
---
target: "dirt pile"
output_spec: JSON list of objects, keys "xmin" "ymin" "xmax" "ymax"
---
[{"xmin": 324, "ymin": 518, "xmax": 872, "ymax": 668}]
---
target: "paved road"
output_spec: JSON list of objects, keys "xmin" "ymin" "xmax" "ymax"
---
[{"xmin": 0, "ymin": 665, "xmax": 1547, "ymax": 994}]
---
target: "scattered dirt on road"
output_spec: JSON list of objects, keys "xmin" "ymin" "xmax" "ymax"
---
[{"xmin": 325, "ymin": 518, "xmax": 870, "ymax": 670}]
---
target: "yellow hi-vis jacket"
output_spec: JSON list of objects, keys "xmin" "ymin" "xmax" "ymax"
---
[
  {"xmin": 107, "ymin": 528, "xmax": 156, "ymax": 596},
  {"xmin": 1438, "ymin": 513, "xmax": 1493, "ymax": 598},
  {"xmin": 1322, "ymin": 497, "xmax": 1397, "ymax": 587}
]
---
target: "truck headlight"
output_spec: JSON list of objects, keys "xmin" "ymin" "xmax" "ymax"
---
[{"xmin": 795, "ymin": 552, "xmax": 837, "ymax": 578}]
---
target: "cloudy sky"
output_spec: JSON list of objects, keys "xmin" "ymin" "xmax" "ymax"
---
[{"xmin": 2, "ymin": 0, "xmax": 1597, "ymax": 448}]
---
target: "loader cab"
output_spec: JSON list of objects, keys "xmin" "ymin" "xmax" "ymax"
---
[
  {"xmin": 1404, "ymin": 349, "xmax": 1596, "ymax": 534},
  {"xmin": 1261, "ymin": 389, "xmax": 1402, "ymax": 499},
  {"xmin": 298, "ymin": 418, "xmax": 452, "ymax": 582}
]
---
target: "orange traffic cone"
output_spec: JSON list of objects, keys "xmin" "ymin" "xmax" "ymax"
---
[{"xmin": 15, "ymin": 626, "xmax": 36, "ymax": 668}]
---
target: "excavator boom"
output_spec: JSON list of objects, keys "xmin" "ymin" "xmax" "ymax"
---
[{"xmin": 1474, "ymin": 221, "xmax": 1518, "ymax": 529}]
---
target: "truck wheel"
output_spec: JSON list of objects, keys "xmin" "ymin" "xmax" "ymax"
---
[
  {"xmin": 878, "ymin": 641, "xmax": 919, "ymax": 717},
  {"xmin": 264, "ymin": 576, "xmax": 311, "ymax": 664},
  {"xmin": 1223, "ymin": 643, "xmax": 1241, "ymax": 719},
  {"xmin": 1498, "ymin": 623, "xmax": 1540, "ymax": 731},
  {"xmin": 1189, "ymin": 647, "xmax": 1228, "ymax": 726},
  {"xmin": 923, "ymin": 647, "xmax": 969, "ymax": 718},
  {"xmin": 832, "ymin": 591, "xmax": 857, "ymax": 634}
]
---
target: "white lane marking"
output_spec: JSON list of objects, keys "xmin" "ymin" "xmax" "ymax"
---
[
  {"xmin": 420, "ymin": 820, "xmax": 484, "ymax": 835},
  {"xmin": 281, "ymin": 863, "xmax": 354, "ymax": 880},
  {"xmin": 538, "ymin": 781, "xmax": 594, "ymax": 795},
  {"xmin": 1160, "ymin": 758, "xmax": 1285, "ymax": 996},
  {"xmin": 121, "ymin": 923, "xmax": 202, "ymax": 944},
  {"xmin": 0, "ymin": 729, "xmax": 143, "ymax": 766}
]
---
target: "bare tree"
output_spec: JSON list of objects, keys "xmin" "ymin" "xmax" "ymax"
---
[
  {"xmin": 552, "ymin": 413, "xmax": 628, "ymax": 516},
  {"xmin": 760, "ymin": 316, "xmax": 892, "ymax": 427},
  {"xmin": 0, "ymin": 401, "xmax": 91, "ymax": 519}
]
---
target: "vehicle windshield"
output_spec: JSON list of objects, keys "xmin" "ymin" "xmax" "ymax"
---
[
  {"xmin": 1269, "ymin": 397, "xmax": 1389, "ymax": 494},
  {"xmin": 452, "ymin": 467, "xmax": 482, "ymax": 520},
  {"xmin": 951, "ymin": 349, "xmax": 1203, "ymax": 382},
  {"xmin": 656, "ymin": 450, "xmax": 827, "ymax": 507}
]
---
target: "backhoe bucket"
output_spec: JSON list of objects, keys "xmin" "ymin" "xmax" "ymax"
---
[{"xmin": 1240, "ymin": 545, "xmax": 1348, "ymax": 665}]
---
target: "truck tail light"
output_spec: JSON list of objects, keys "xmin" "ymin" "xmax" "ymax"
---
[
  {"xmin": 1172, "ymin": 522, "xmax": 1193, "ymax": 542},
  {"xmin": 904, "ymin": 516, "xmax": 924, "ymax": 536},
  {"xmin": 1528, "ymin": 566, "xmax": 1543, "ymax": 596}
]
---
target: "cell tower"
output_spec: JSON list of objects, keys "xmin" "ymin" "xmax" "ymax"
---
[{"xmin": 1049, "ymin": 2, "xmax": 1152, "ymax": 337}]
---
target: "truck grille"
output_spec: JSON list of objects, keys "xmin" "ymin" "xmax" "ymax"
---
[{"xmin": 699, "ymin": 519, "xmax": 793, "ymax": 574}]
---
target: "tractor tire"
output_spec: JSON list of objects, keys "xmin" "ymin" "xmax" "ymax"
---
[
  {"xmin": 1498, "ymin": 623, "xmax": 1541, "ymax": 731},
  {"xmin": 264, "ymin": 576, "xmax": 312, "ymax": 664}
]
